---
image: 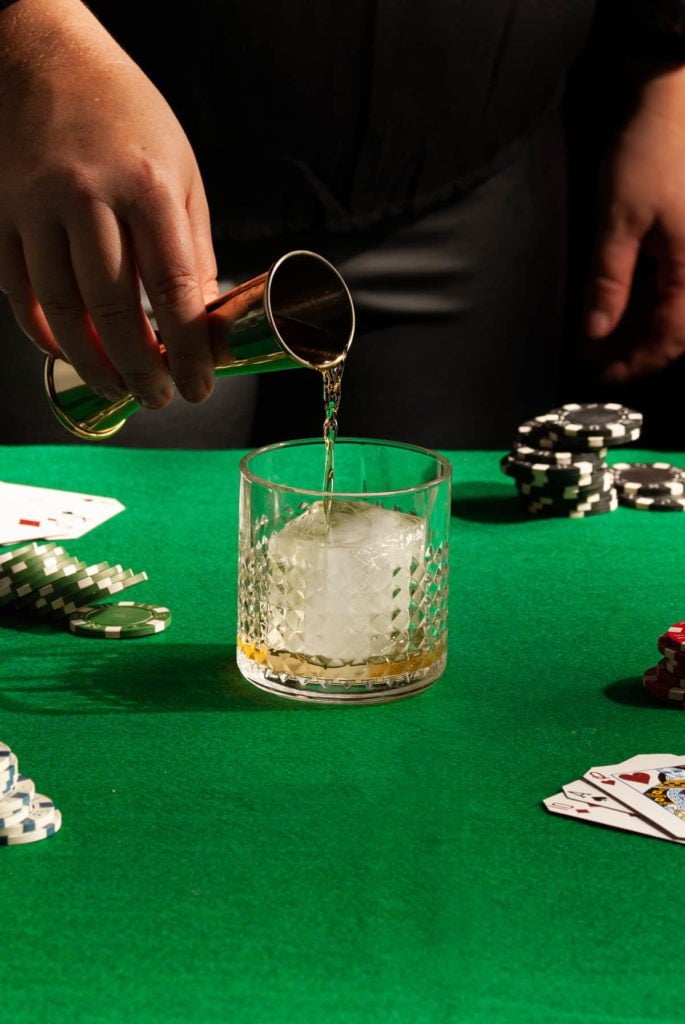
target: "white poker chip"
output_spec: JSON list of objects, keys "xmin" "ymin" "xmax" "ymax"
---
[
  {"xmin": 0, "ymin": 743, "xmax": 60, "ymax": 845},
  {"xmin": 0, "ymin": 787, "xmax": 31, "ymax": 820},
  {"xmin": 10, "ymin": 775, "xmax": 36, "ymax": 800},
  {"xmin": 0, "ymin": 793, "xmax": 56, "ymax": 837},
  {"xmin": 0, "ymin": 753, "xmax": 19, "ymax": 796},
  {"xmin": 0, "ymin": 808, "xmax": 62, "ymax": 846},
  {"xmin": 0, "ymin": 800, "xmax": 31, "ymax": 830}
]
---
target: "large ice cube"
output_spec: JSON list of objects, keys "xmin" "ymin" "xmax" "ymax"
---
[{"xmin": 266, "ymin": 499, "xmax": 425, "ymax": 663}]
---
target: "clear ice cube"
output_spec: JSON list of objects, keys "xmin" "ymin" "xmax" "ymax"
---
[{"xmin": 266, "ymin": 500, "xmax": 425, "ymax": 663}]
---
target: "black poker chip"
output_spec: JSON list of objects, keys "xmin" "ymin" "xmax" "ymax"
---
[
  {"xmin": 523, "ymin": 490, "xmax": 617, "ymax": 510},
  {"xmin": 506, "ymin": 401, "xmax": 643, "ymax": 520},
  {"xmin": 522, "ymin": 496, "xmax": 618, "ymax": 518},
  {"xmin": 611, "ymin": 462, "xmax": 685, "ymax": 497},
  {"xmin": 516, "ymin": 472, "xmax": 615, "ymax": 500},
  {"xmin": 501, "ymin": 454, "xmax": 606, "ymax": 488},
  {"xmin": 618, "ymin": 492, "xmax": 685, "ymax": 511},
  {"xmin": 521, "ymin": 488, "xmax": 618, "ymax": 515},
  {"xmin": 518, "ymin": 487, "xmax": 614, "ymax": 506},
  {"xmin": 515, "ymin": 419, "xmax": 560, "ymax": 451},
  {"xmin": 530, "ymin": 403, "xmax": 642, "ymax": 450},
  {"xmin": 511, "ymin": 445, "xmax": 607, "ymax": 469}
]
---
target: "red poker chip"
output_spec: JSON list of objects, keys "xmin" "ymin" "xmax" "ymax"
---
[
  {"xmin": 665, "ymin": 622, "xmax": 685, "ymax": 650},
  {"xmin": 660, "ymin": 653, "xmax": 685, "ymax": 681},
  {"xmin": 655, "ymin": 657, "xmax": 685, "ymax": 684},
  {"xmin": 659, "ymin": 618, "xmax": 685, "ymax": 651},
  {"xmin": 657, "ymin": 635, "xmax": 685, "ymax": 664},
  {"xmin": 659, "ymin": 631, "xmax": 685, "ymax": 658},
  {"xmin": 643, "ymin": 665, "xmax": 685, "ymax": 705}
]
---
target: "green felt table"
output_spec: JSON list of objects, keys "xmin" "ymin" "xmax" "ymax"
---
[{"xmin": 2, "ymin": 444, "xmax": 685, "ymax": 1024}]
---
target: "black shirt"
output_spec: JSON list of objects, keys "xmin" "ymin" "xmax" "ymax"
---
[{"xmin": 93, "ymin": 2, "xmax": 598, "ymax": 242}]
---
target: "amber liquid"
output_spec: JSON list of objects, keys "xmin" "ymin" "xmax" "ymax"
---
[
  {"xmin": 237, "ymin": 345, "xmax": 450, "ymax": 703},
  {"xmin": 272, "ymin": 313, "xmax": 345, "ymax": 498},
  {"xmin": 321, "ymin": 363, "xmax": 344, "ymax": 497}
]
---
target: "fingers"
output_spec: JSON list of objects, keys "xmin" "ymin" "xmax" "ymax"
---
[
  {"xmin": 584, "ymin": 226, "xmax": 641, "ymax": 340},
  {"xmin": 19, "ymin": 219, "xmax": 124, "ymax": 395},
  {"xmin": 584, "ymin": 195, "xmax": 685, "ymax": 381},
  {"xmin": 0, "ymin": 182, "xmax": 218, "ymax": 408},
  {"xmin": 0, "ymin": 230, "xmax": 62, "ymax": 358},
  {"xmin": 19, "ymin": 214, "xmax": 154, "ymax": 405},
  {"xmin": 66, "ymin": 205, "xmax": 172, "ymax": 407},
  {"xmin": 127, "ymin": 180, "xmax": 216, "ymax": 404},
  {"xmin": 601, "ymin": 249, "xmax": 685, "ymax": 381}
]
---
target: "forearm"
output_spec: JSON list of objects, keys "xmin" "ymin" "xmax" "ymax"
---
[{"xmin": 0, "ymin": 0, "xmax": 115, "ymax": 86}]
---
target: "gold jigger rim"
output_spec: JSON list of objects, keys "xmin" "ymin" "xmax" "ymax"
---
[{"xmin": 263, "ymin": 249, "xmax": 356, "ymax": 370}]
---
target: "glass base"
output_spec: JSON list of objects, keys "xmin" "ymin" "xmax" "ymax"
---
[{"xmin": 236, "ymin": 644, "xmax": 447, "ymax": 705}]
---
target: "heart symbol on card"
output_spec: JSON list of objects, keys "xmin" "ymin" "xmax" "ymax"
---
[
  {"xmin": 619, "ymin": 772, "xmax": 650, "ymax": 784},
  {"xmin": 598, "ymin": 779, "xmax": 616, "ymax": 785}
]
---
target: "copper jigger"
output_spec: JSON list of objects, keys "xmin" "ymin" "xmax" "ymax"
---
[{"xmin": 43, "ymin": 249, "xmax": 355, "ymax": 440}]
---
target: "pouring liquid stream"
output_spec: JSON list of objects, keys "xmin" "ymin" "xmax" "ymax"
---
[
  {"xmin": 273, "ymin": 312, "xmax": 345, "ymax": 505},
  {"xmin": 321, "ymin": 363, "xmax": 344, "ymax": 512}
]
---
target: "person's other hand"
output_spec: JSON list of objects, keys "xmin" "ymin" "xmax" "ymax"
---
[
  {"xmin": 584, "ymin": 63, "xmax": 685, "ymax": 383},
  {"xmin": 0, "ymin": 0, "xmax": 218, "ymax": 407}
]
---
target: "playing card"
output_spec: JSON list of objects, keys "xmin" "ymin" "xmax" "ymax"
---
[
  {"xmin": 543, "ymin": 792, "xmax": 685, "ymax": 844},
  {"xmin": 583, "ymin": 755, "xmax": 685, "ymax": 839},
  {"xmin": 562, "ymin": 780, "xmax": 634, "ymax": 810},
  {"xmin": 0, "ymin": 482, "xmax": 124, "ymax": 544}
]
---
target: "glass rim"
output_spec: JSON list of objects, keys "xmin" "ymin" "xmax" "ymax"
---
[{"xmin": 239, "ymin": 436, "xmax": 452, "ymax": 499}]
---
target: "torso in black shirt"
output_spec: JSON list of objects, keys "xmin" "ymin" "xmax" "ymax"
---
[{"xmin": 90, "ymin": 1, "xmax": 596, "ymax": 242}]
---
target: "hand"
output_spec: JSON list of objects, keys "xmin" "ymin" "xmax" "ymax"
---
[
  {"xmin": 0, "ymin": 0, "xmax": 218, "ymax": 408},
  {"xmin": 584, "ymin": 63, "xmax": 685, "ymax": 383}
]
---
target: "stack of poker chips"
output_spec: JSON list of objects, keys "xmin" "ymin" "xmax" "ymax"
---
[
  {"xmin": 0, "ymin": 742, "xmax": 62, "ymax": 846},
  {"xmin": 501, "ymin": 402, "xmax": 643, "ymax": 518},
  {"xmin": 0, "ymin": 541, "xmax": 148, "ymax": 621},
  {"xmin": 643, "ymin": 622, "xmax": 685, "ymax": 707},
  {"xmin": 612, "ymin": 462, "xmax": 685, "ymax": 512}
]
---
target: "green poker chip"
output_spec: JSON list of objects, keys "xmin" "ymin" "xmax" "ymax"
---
[
  {"xmin": 29, "ymin": 564, "xmax": 129, "ymax": 615},
  {"xmin": 0, "ymin": 547, "xmax": 72, "ymax": 590},
  {"xmin": 67, "ymin": 601, "xmax": 171, "ymax": 639},
  {"xmin": 50, "ymin": 571, "xmax": 149, "ymax": 620},
  {"xmin": 10, "ymin": 561, "xmax": 121, "ymax": 614},
  {"xmin": 0, "ymin": 558, "xmax": 91, "ymax": 609},
  {"xmin": 0, "ymin": 545, "xmax": 68, "ymax": 575},
  {"xmin": 0, "ymin": 542, "xmax": 59, "ymax": 567}
]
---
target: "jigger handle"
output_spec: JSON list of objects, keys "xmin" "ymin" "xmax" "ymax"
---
[{"xmin": 43, "ymin": 249, "xmax": 355, "ymax": 441}]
